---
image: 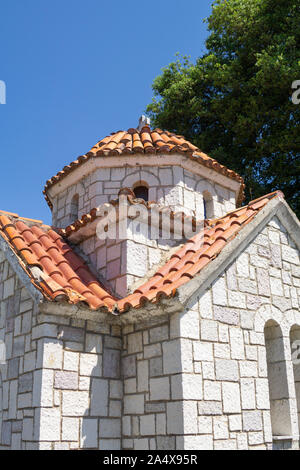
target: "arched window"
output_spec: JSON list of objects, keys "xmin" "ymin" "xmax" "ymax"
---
[
  {"xmin": 70, "ymin": 194, "xmax": 79, "ymax": 221},
  {"xmin": 264, "ymin": 320, "xmax": 292, "ymax": 441},
  {"xmin": 290, "ymin": 325, "xmax": 300, "ymax": 432},
  {"xmin": 133, "ymin": 185, "xmax": 149, "ymax": 202},
  {"xmin": 203, "ymin": 191, "xmax": 214, "ymax": 219}
]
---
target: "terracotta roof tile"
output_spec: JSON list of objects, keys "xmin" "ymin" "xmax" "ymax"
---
[
  {"xmin": 0, "ymin": 191, "xmax": 282, "ymax": 314},
  {"xmin": 0, "ymin": 212, "xmax": 117, "ymax": 311},
  {"xmin": 43, "ymin": 125, "xmax": 245, "ymax": 209},
  {"xmin": 115, "ymin": 191, "xmax": 282, "ymax": 312}
]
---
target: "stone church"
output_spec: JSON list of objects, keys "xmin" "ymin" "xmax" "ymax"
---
[{"xmin": 0, "ymin": 117, "xmax": 300, "ymax": 450}]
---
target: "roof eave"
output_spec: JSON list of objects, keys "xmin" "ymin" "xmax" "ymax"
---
[
  {"xmin": 0, "ymin": 233, "xmax": 44, "ymax": 306},
  {"xmin": 39, "ymin": 295, "xmax": 184, "ymax": 326},
  {"xmin": 45, "ymin": 153, "xmax": 243, "ymax": 208},
  {"xmin": 176, "ymin": 195, "xmax": 300, "ymax": 309}
]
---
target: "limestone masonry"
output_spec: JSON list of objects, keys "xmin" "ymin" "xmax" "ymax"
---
[{"xmin": 0, "ymin": 121, "xmax": 300, "ymax": 450}]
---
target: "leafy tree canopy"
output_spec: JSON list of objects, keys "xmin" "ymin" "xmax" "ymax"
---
[{"xmin": 147, "ymin": 0, "xmax": 300, "ymax": 215}]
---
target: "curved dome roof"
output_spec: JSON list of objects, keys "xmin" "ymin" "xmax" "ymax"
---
[{"xmin": 43, "ymin": 125, "xmax": 244, "ymax": 208}]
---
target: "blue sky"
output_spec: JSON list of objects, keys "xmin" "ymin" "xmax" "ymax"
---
[{"xmin": 0, "ymin": 0, "xmax": 213, "ymax": 224}]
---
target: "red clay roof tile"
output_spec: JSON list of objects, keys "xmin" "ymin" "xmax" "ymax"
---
[
  {"xmin": 114, "ymin": 191, "xmax": 282, "ymax": 312},
  {"xmin": 0, "ymin": 191, "xmax": 282, "ymax": 314},
  {"xmin": 43, "ymin": 125, "xmax": 245, "ymax": 209},
  {"xmin": 0, "ymin": 213, "xmax": 117, "ymax": 311}
]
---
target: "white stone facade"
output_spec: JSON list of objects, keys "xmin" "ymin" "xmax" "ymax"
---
[
  {"xmin": 51, "ymin": 163, "xmax": 237, "ymax": 228},
  {"xmin": 77, "ymin": 216, "xmax": 182, "ymax": 297},
  {"xmin": 1, "ymin": 211, "xmax": 300, "ymax": 449},
  {"xmin": 120, "ymin": 216, "xmax": 300, "ymax": 450},
  {"xmin": 0, "ymin": 249, "xmax": 122, "ymax": 449},
  {"xmin": 51, "ymin": 157, "xmax": 237, "ymax": 297}
]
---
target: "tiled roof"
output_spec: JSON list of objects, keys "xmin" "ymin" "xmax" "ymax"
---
[
  {"xmin": 43, "ymin": 126, "xmax": 245, "ymax": 208},
  {"xmin": 116, "ymin": 191, "xmax": 282, "ymax": 311},
  {"xmin": 0, "ymin": 192, "xmax": 281, "ymax": 314}
]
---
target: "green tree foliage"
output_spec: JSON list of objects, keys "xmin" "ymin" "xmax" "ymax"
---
[{"xmin": 147, "ymin": 0, "xmax": 300, "ymax": 215}]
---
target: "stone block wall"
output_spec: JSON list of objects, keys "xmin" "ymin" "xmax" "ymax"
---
[
  {"xmin": 120, "ymin": 216, "xmax": 300, "ymax": 450},
  {"xmin": 77, "ymin": 219, "xmax": 180, "ymax": 297},
  {"xmin": 0, "ymin": 251, "xmax": 39, "ymax": 449},
  {"xmin": 0, "ymin": 248, "xmax": 123, "ymax": 450},
  {"xmin": 32, "ymin": 317, "xmax": 122, "ymax": 450},
  {"xmin": 51, "ymin": 165, "xmax": 236, "ymax": 228},
  {"xmin": 1, "ymin": 214, "xmax": 300, "ymax": 450},
  {"xmin": 189, "ymin": 216, "xmax": 300, "ymax": 449},
  {"xmin": 121, "ymin": 313, "xmax": 207, "ymax": 450}
]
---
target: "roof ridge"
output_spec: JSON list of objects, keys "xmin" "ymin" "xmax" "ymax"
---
[
  {"xmin": 0, "ymin": 190, "xmax": 284, "ymax": 314},
  {"xmin": 43, "ymin": 126, "xmax": 245, "ymax": 208}
]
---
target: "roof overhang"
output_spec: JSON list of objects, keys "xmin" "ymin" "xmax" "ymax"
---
[
  {"xmin": 0, "ymin": 233, "xmax": 43, "ymax": 305},
  {"xmin": 41, "ymin": 195, "xmax": 300, "ymax": 323},
  {"xmin": 39, "ymin": 294, "xmax": 184, "ymax": 326},
  {"xmin": 46, "ymin": 153, "xmax": 243, "ymax": 207}
]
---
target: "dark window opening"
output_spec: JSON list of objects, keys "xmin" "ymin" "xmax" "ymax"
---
[
  {"xmin": 203, "ymin": 199, "xmax": 207, "ymax": 219},
  {"xmin": 290, "ymin": 326, "xmax": 300, "ymax": 436},
  {"xmin": 203, "ymin": 191, "xmax": 214, "ymax": 219},
  {"xmin": 133, "ymin": 186, "xmax": 149, "ymax": 202},
  {"xmin": 265, "ymin": 320, "xmax": 292, "ymax": 441},
  {"xmin": 70, "ymin": 194, "xmax": 79, "ymax": 221}
]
